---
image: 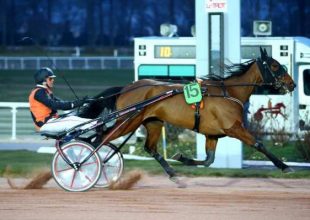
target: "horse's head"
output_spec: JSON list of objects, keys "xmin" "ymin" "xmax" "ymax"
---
[{"xmin": 257, "ymin": 48, "xmax": 296, "ymax": 94}]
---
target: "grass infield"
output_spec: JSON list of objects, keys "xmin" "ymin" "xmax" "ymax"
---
[
  {"xmin": 0, "ymin": 150, "xmax": 309, "ymax": 178},
  {"xmin": 0, "ymin": 69, "xmax": 134, "ymax": 102}
]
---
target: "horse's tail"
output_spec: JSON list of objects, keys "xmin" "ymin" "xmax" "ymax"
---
[
  {"xmin": 94, "ymin": 86, "xmax": 124, "ymax": 100},
  {"xmin": 78, "ymin": 86, "xmax": 123, "ymax": 119}
]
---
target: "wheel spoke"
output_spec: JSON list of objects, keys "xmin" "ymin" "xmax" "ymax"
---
[
  {"xmin": 82, "ymin": 161, "xmax": 98, "ymax": 167},
  {"xmin": 104, "ymin": 164, "xmax": 118, "ymax": 168},
  {"xmin": 56, "ymin": 166, "xmax": 74, "ymax": 173},
  {"xmin": 76, "ymin": 147, "xmax": 85, "ymax": 161},
  {"xmin": 79, "ymin": 169, "xmax": 93, "ymax": 183},
  {"xmin": 70, "ymin": 170, "xmax": 77, "ymax": 188},
  {"xmin": 102, "ymin": 148, "xmax": 114, "ymax": 161},
  {"xmin": 102, "ymin": 169, "xmax": 109, "ymax": 182}
]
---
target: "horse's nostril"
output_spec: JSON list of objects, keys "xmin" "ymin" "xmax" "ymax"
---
[{"xmin": 289, "ymin": 83, "xmax": 296, "ymax": 91}]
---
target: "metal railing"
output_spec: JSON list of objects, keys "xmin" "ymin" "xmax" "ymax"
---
[
  {"xmin": 0, "ymin": 56, "xmax": 134, "ymax": 70},
  {"xmin": 0, "ymin": 102, "xmax": 31, "ymax": 140}
]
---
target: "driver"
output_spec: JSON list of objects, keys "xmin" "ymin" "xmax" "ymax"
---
[{"xmin": 28, "ymin": 67, "xmax": 95, "ymax": 133}]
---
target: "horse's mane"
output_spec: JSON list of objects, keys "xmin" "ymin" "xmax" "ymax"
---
[{"xmin": 202, "ymin": 59, "xmax": 256, "ymax": 81}]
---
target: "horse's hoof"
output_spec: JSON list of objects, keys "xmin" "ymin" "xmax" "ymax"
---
[
  {"xmin": 283, "ymin": 167, "xmax": 295, "ymax": 173},
  {"xmin": 169, "ymin": 176, "xmax": 187, "ymax": 188},
  {"xmin": 171, "ymin": 153, "xmax": 182, "ymax": 161},
  {"xmin": 204, "ymin": 160, "xmax": 213, "ymax": 167}
]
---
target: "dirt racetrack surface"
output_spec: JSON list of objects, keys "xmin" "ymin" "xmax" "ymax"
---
[{"xmin": 0, "ymin": 175, "xmax": 310, "ymax": 220}]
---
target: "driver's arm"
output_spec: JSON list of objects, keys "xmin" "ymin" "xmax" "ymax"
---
[{"xmin": 34, "ymin": 88, "xmax": 75, "ymax": 110}]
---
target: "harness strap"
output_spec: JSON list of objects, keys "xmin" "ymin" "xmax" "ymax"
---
[
  {"xmin": 193, "ymin": 102, "xmax": 201, "ymax": 132},
  {"xmin": 192, "ymin": 80, "xmax": 206, "ymax": 132},
  {"xmin": 224, "ymin": 97, "xmax": 244, "ymax": 108},
  {"xmin": 190, "ymin": 87, "xmax": 244, "ymax": 132},
  {"xmin": 221, "ymin": 81, "xmax": 227, "ymax": 97}
]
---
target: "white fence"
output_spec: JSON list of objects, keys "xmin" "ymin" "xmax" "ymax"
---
[
  {"xmin": 0, "ymin": 102, "xmax": 31, "ymax": 140},
  {"xmin": 1, "ymin": 102, "xmax": 310, "ymax": 168},
  {"xmin": 0, "ymin": 56, "xmax": 134, "ymax": 70}
]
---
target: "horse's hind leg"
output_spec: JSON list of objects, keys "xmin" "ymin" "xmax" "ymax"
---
[
  {"xmin": 143, "ymin": 119, "xmax": 177, "ymax": 178},
  {"xmin": 224, "ymin": 121, "xmax": 293, "ymax": 173},
  {"xmin": 172, "ymin": 136, "xmax": 217, "ymax": 167}
]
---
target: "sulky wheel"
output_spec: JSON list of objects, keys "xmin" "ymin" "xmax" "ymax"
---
[
  {"xmin": 51, "ymin": 141, "xmax": 102, "ymax": 192},
  {"xmin": 95, "ymin": 143, "xmax": 124, "ymax": 188}
]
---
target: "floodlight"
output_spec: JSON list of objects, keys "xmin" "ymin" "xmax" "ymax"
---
[
  {"xmin": 160, "ymin": 23, "xmax": 178, "ymax": 37},
  {"xmin": 191, "ymin": 25, "xmax": 196, "ymax": 37},
  {"xmin": 253, "ymin": 20, "xmax": 272, "ymax": 36}
]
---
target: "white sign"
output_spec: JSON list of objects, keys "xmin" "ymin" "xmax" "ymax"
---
[{"xmin": 205, "ymin": 0, "xmax": 227, "ymax": 12}]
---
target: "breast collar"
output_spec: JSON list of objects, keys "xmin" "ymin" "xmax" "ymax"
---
[{"xmin": 200, "ymin": 84, "xmax": 244, "ymax": 109}]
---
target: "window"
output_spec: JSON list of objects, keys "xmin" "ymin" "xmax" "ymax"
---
[
  {"xmin": 304, "ymin": 69, "xmax": 310, "ymax": 96},
  {"xmin": 138, "ymin": 65, "xmax": 168, "ymax": 76},
  {"xmin": 138, "ymin": 64, "xmax": 196, "ymax": 80},
  {"xmin": 209, "ymin": 13, "xmax": 224, "ymax": 76},
  {"xmin": 169, "ymin": 65, "xmax": 195, "ymax": 77},
  {"xmin": 241, "ymin": 45, "xmax": 272, "ymax": 60}
]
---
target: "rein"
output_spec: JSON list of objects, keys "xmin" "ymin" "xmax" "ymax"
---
[
  {"xmin": 95, "ymin": 81, "xmax": 175, "ymax": 101},
  {"xmin": 198, "ymin": 82, "xmax": 274, "ymax": 109},
  {"xmin": 203, "ymin": 82, "xmax": 274, "ymax": 87},
  {"xmin": 95, "ymin": 81, "xmax": 275, "ymax": 103},
  {"xmin": 95, "ymin": 54, "xmax": 284, "ymax": 103}
]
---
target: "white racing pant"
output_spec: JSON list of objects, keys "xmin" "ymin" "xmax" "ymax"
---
[{"xmin": 40, "ymin": 116, "xmax": 97, "ymax": 133}]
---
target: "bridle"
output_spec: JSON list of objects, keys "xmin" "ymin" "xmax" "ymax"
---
[{"xmin": 256, "ymin": 56, "xmax": 289, "ymax": 91}]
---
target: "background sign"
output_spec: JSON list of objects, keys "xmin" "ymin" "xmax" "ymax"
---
[{"xmin": 205, "ymin": 0, "xmax": 227, "ymax": 12}]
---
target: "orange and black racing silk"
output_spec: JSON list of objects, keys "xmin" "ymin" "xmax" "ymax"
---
[{"xmin": 28, "ymin": 85, "xmax": 73, "ymax": 130}]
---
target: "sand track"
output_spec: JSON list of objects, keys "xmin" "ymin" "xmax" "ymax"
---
[{"xmin": 0, "ymin": 176, "xmax": 309, "ymax": 220}]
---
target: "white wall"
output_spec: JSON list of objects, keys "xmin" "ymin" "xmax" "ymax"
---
[{"xmin": 195, "ymin": 0, "xmax": 242, "ymax": 168}]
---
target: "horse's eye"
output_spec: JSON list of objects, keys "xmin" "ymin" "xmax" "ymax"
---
[{"xmin": 271, "ymin": 63, "xmax": 279, "ymax": 71}]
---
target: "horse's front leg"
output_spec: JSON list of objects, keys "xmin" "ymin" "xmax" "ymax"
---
[
  {"xmin": 224, "ymin": 120, "xmax": 294, "ymax": 173},
  {"xmin": 143, "ymin": 120, "xmax": 177, "ymax": 178},
  {"xmin": 172, "ymin": 136, "xmax": 217, "ymax": 167}
]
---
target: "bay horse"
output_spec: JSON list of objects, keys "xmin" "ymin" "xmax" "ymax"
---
[{"xmin": 79, "ymin": 48, "xmax": 296, "ymax": 181}]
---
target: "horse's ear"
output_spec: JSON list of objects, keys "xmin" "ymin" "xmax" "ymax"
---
[
  {"xmin": 260, "ymin": 47, "xmax": 264, "ymax": 59},
  {"xmin": 260, "ymin": 47, "xmax": 267, "ymax": 60},
  {"xmin": 263, "ymin": 48, "xmax": 268, "ymax": 57}
]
